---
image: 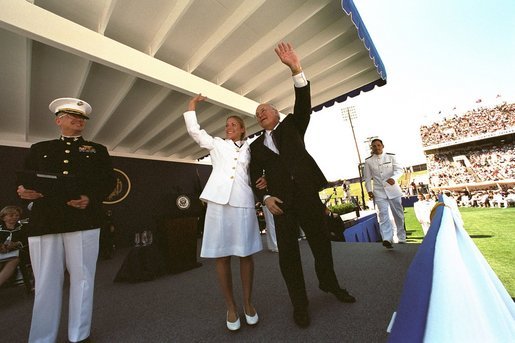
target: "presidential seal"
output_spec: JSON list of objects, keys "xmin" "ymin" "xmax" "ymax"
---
[
  {"xmin": 103, "ymin": 168, "xmax": 131, "ymax": 204},
  {"xmin": 176, "ymin": 194, "xmax": 191, "ymax": 210}
]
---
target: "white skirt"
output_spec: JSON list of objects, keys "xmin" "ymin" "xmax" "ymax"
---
[{"xmin": 201, "ymin": 202, "xmax": 263, "ymax": 258}]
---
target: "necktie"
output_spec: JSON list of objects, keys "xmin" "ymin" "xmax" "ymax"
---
[
  {"xmin": 265, "ymin": 131, "xmax": 279, "ymax": 154},
  {"xmin": 271, "ymin": 130, "xmax": 279, "ymax": 150}
]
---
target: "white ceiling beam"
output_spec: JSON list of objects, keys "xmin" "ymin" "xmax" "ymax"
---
[
  {"xmin": 131, "ymin": 98, "xmax": 190, "ymax": 153},
  {"xmin": 259, "ymin": 42, "xmax": 365, "ymax": 105},
  {"xmin": 97, "ymin": 0, "xmax": 118, "ymax": 34},
  {"xmin": 237, "ymin": 18, "xmax": 354, "ymax": 96},
  {"xmin": 148, "ymin": 0, "xmax": 194, "ymax": 56},
  {"xmin": 161, "ymin": 115, "xmax": 230, "ymax": 156},
  {"xmin": 214, "ymin": 0, "xmax": 332, "ymax": 85},
  {"xmin": 177, "ymin": 140, "xmax": 212, "ymax": 159},
  {"xmin": 171, "ymin": 113, "xmax": 260, "ymax": 157},
  {"xmin": 311, "ymin": 68, "xmax": 380, "ymax": 106},
  {"xmin": 107, "ymin": 149, "xmax": 190, "ymax": 164},
  {"xmin": 75, "ymin": 61, "xmax": 92, "ymax": 96},
  {"xmin": 176, "ymin": 123, "xmax": 229, "ymax": 158},
  {"xmin": 150, "ymin": 105, "xmax": 225, "ymax": 154},
  {"xmin": 111, "ymin": 87, "xmax": 172, "ymax": 149},
  {"xmin": 190, "ymin": 150, "xmax": 211, "ymax": 161},
  {"xmin": 89, "ymin": 75, "xmax": 137, "ymax": 139},
  {"xmin": 172, "ymin": 120, "xmax": 262, "ymax": 160},
  {"xmin": 0, "ymin": 137, "xmax": 31, "ymax": 148},
  {"xmin": 184, "ymin": 0, "xmax": 266, "ymax": 72},
  {"xmin": 246, "ymin": 122, "xmax": 263, "ymax": 135},
  {"xmin": 173, "ymin": 115, "xmax": 260, "ymax": 158},
  {"xmin": 153, "ymin": 131, "xmax": 193, "ymax": 156},
  {"xmin": 24, "ymin": 38, "xmax": 32, "ymax": 142},
  {"xmin": 0, "ymin": 0, "xmax": 259, "ymax": 118}
]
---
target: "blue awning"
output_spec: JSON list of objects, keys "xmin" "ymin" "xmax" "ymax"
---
[
  {"xmin": 313, "ymin": 0, "xmax": 387, "ymax": 112},
  {"xmin": 342, "ymin": 0, "xmax": 387, "ymax": 80}
]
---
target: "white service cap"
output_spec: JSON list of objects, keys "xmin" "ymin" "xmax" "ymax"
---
[{"xmin": 49, "ymin": 97, "xmax": 92, "ymax": 119}]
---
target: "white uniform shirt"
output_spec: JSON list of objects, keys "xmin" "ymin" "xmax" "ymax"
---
[
  {"xmin": 184, "ymin": 111, "xmax": 255, "ymax": 208},
  {"xmin": 414, "ymin": 199, "xmax": 435, "ymax": 225},
  {"xmin": 364, "ymin": 152, "xmax": 404, "ymax": 199}
]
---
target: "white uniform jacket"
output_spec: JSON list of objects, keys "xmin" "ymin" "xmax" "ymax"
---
[
  {"xmin": 414, "ymin": 199, "xmax": 435, "ymax": 226},
  {"xmin": 184, "ymin": 111, "xmax": 255, "ymax": 208},
  {"xmin": 364, "ymin": 152, "xmax": 404, "ymax": 199}
]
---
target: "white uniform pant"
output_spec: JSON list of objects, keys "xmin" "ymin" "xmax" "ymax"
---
[
  {"xmin": 28, "ymin": 228, "xmax": 100, "ymax": 343},
  {"xmin": 375, "ymin": 197, "xmax": 406, "ymax": 242},
  {"xmin": 263, "ymin": 205, "xmax": 278, "ymax": 251}
]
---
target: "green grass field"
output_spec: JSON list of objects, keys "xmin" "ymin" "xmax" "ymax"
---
[
  {"xmin": 322, "ymin": 183, "xmax": 514, "ymax": 296},
  {"xmin": 404, "ymin": 207, "xmax": 515, "ymax": 297}
]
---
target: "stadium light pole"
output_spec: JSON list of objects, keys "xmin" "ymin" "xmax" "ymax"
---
[{"xmin": 341, "ymin": 106, "xmax": 367, "ymax": 210}]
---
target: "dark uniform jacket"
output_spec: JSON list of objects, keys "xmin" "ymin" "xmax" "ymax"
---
[
  {"xmin": 22, "ymin": 137, "xmax": 116, "ymax": 237},
  {"xmin": 249, "ymin": 83, "xmax": 327, "ymax": 207}
]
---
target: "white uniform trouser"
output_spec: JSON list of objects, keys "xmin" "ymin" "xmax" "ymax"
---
[
  {"xmin": 262, "ymin": 205, "xmax": 278, "ymax": 251},
  {"xmin": 375, "ymin": 197, "xmax": 406, "ymax": 242},
  {"xmin": 28, "ymin": 228, "xmax": 100, "ymax": 343}
]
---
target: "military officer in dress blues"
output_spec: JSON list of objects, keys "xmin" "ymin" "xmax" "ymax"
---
[
  {"xmin": 363, "ymin": 138, "xmax": 406, "ymax": 249},
  {"xmin": 17, "ymin": 97, "xmax": 116, "ymax": 343}
]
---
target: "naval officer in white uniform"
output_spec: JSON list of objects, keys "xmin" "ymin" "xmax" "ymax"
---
[
  {"xmin": 363, "ymin": 138, "xmax": 406, "ymax": 249},
  {"xmin": 184, "ymin": 94, "xmax": 265, "ymax": 332}
]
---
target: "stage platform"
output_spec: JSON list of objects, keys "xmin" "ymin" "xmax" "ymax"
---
[{"xmin": 0, "ymin": 237, "xmax": 419, "ymax": 342}]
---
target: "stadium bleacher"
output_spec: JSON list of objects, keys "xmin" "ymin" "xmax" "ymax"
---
[{"xmin": 419, "ymin": 102, "xmax": 515, "ymax": 205}]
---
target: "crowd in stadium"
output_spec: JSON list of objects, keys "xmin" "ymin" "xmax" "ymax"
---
[
  {"xmin": 405, "ymin": 185, "xmax": 515, "ymax": 209},
  {"xmin": 454, "ymin": 189, "xmax": 515, "ymax": 208},
  {"xmin": 419, "ymin": 102, "xmax": 515, "ymax": 147},
  {"xmin": 427, "ymin": 154, "xmax": 475, "ymax": 187},
  {"xmin": 468, "ymin": 144, "xmax": 515, "ymax": 180},
  {"xmin": 426, "ymin": 143, "xmax": 515, "ymax": 188}
]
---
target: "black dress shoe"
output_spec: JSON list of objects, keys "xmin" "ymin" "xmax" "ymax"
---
[
  {"xmin": 320, "ymin": 285, "xmax": 357, "ymax": 303},
  {"xmin": 293, "ymin": 308, "xmax": 310, "ymax": 328},
  {"xmin": 382, "ymin": 240, "xmax": 393, "ymax": 249}
]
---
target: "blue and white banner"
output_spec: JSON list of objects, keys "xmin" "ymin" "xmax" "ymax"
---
[{"xmin": 388, "ymin": 195, "xmax": 515, "ymax": 342}]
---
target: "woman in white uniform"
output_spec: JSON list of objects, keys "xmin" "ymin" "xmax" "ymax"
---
[{"xmin": 184, "ymin": 94, "xmax": 265, "ymax": 331}]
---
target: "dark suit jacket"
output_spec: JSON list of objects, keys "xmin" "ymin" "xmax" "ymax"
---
[
  {"xmin": 250, "ymin": 83, "xmax": 327, "ymax": 208},
  {"xmin": 22, "ymin": 137, "xmax": 116, "ymax": 237}
]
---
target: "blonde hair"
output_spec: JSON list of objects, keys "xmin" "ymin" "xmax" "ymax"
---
[
  {"xmin": 0, "ymin": 206, "xmax": 22, "ymax": 220},
  {"xmin": 227, "ymin": 115, "xmax": 246, "ymax": 140}
]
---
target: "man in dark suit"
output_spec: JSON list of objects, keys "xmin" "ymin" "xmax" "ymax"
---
[
  {"xmin": 17, "ymin": 97, "xmax": 116, "ymax": 343},
  {"xmin": 250, "ymin": 43, "xmax": 356, "ymax": 328}
]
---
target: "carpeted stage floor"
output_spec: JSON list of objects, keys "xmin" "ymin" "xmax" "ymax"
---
[{"xmin": 1, "ymin": 237, "xmax": 419, "ymax": 342}]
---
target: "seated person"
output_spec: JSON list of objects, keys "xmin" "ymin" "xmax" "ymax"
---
[
  {"xmin": 0, "ymin": 206, "xmax": 28, "ymax": 287},
  {"xmin": 469, "ymin": 191, "xmax": 482, "ymax": 207},
  {"xmin": 460, "ymin": 192, "xmax": 471, "ymax": 207},
  {"xmin": 413, "ymin": 193, "xmax": 435, "ymax": 235},
  {"xmin": 476, "ymin": 192, "xmax": 491, "ymax": 207},
  {"xmin": 505, "ymin": 189, "xmax": 515, "ymax": 207},
  {"xmin": 490, "ymin": 191, "xmax": 506, "ymax": 208}
]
